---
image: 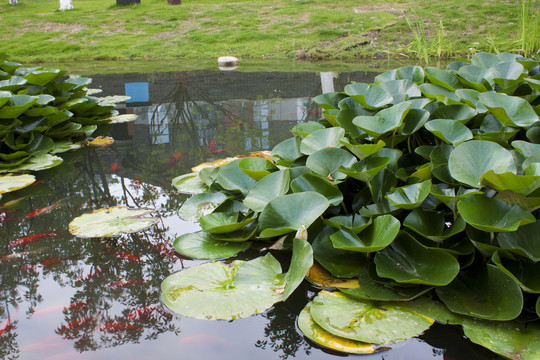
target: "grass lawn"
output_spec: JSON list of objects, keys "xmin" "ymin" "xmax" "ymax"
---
[{"xmin": 0, "ymin": 0, "xmax": 536, "ymax": 67}]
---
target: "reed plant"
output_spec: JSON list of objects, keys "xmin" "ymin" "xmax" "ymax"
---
[{"xmin": 519, "ymin": 0, "xmax": 539, "ymax": 57}]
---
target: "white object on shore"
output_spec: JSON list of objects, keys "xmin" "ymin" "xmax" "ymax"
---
[
  {"xmin": 218, "ymin": 56, "xmax": 239, "ymax": 70},
  {"xmin": 59, "ymin": 0, "xmax": 73, "ymax": 10}
]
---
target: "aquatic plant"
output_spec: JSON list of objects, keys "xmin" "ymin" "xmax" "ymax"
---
[
  {"xmin": 0, "ymin": 61, "xmax": 131, "ymax": 173},
  {"xmin": 163, "ymin": 52, "xmax": 540, "ymax": 358}
]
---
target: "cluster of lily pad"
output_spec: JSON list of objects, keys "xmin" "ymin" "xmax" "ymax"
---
[
  {"xmin": 163, "ymin": 52, "xmax": 540, "ymax": 358},
  {"xmin": 0, "ymin": 60, "xmax": 134, "ymax": 174}
]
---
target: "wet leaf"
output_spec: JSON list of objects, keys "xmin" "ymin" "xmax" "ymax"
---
[
  {"xmin": 88, "ymin": 136, "xmax": 114, "ymax": 147},
  {"xmin": 0, "ymin": 174, "xmax": 36, "ymax": 194},
  {"xmin": 173, "ymin": 231, "xmax": 250, "ymax": 259},
  {"xmin": 69, "ymin": 206, "xmax": 157, "ymax": 238}
]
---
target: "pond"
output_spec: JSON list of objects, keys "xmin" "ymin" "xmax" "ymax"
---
[{"xmin": 0, "ymin": 67, "xmax": 500, "ymax": 360}]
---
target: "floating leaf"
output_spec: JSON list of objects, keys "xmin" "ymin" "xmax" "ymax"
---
[
  {"xmin": 243, "ymin": 169, "xmax": 290, "ymax": 212},
  {"xmin": 299, "ymin": 127, "xmax": 346, "ymax": 155},
  {"xmin": 107, "ymin": 114, "xmax": 138, "ymax": 123},
  {"xmin": 498, "ymin": 221, "xmax": 540, "ymax": 261},
  {"xmin": 425, "ymin": 119, "xmax": 473, "ymax": 146},
  {"xmin": 0, "ymin": 174, "xmax": 36, "ymax": 194},
  {"xmin": 88, "ymin": 136, "xmax": 114, "ymax": 147},
  {"xmin": 281, "ymin": 237, "xmax": 313, "ymax": 300},
  {"xmin": 309, "ymin": 291, "xmax": 434, "ymax": 344},
  {"xmin": 297, "ymin": 303, "xmax": 382, "ymax": 354},
  {"xmin": 323, "ymin": 214, "xmax": 372, "ymax": 234},
  {"xmin": 425, "ymin": 67, "xmax": 461, "ymax": 91},
  {"xmin": 344, "ymin": 83, "xmax": 393, "ymax": 110},
  {"xmin": 375, "ymin": 232, "xmax": 460, "ymax": 286},
  {"xmin": 479, "ymin": 92, "xmax": 539, "ymax": 127},
  {"xmin": 161, "ymin": 254, "xmax": 284, "ymax": 320},
  {"xmin": 338, "ymin": 156, "xmax": 390, "ymax": 183},
  {"xmin": 258, "ymin": 192, "xmax": 329, "ymax": 238},
  {"xmin": 305, "ymin": 262, "xmax": 359, "ymax": 289},
  {"xmin": 353, "ymin": 102, "xmax": 412, "ymax": 137},
  {"xmin": 3, "ymin": 154, "xmax": 63, "ymax": 172},
  {"xmin": 271, "ymin": 137, "xmax": 303, "ymax": 165},
  {"xmin": 491, "ymin": 252, "xmax": 540, "ymax": 293},
  {"xmin": 436, "ymin": 264, "xmax": 523, "ymax": 321},
  {"xmin": 191, "ymin": 157, "xmax": 240, "ymax": 172},
  {"xmin": 178, "ymin": 192, "xmax": 229, "ymax": 222},
  {"xmin": 305, "ymin": 147, "xmax": 356, "ymax": 182},
  {"xmin": 172, "ymin": 173, "xmax": 208, "ymax": 194},
  {"xmin": 313, "ymin": 92, "xmax": 347, "ymax": 109},
  {"xmin": 199, "ymin": 212, "xmax": 256, "ymax": 234},
  {"xmin": 404, "ymin": 209, "xmax": 466, "ymax": 241},
  {"xmin": 216, "ymin": 159, "xmax": 257, "ymax": 195},
  {"xmin": 238, "ymin": 157, "xmax": 278, "ymax": 181},
  {"xmin": 340, "ymin": 269, "xmax": 432, "ymax": 301},
  {"xmin": 457, "ymin": 194, "xmax": 535, "ymax": 232},
  {"xmin": 481, "ymin": 170, "xmax": 540, "ymax": 197},
  {"xmin": 462, "ymin": 318, "xmax": 540, "ymax": 360},
  {"xmin": 173, "ymin": 231, "xmax": 250, "ymax": 259},
  {"xmin": 385, "ymin": 180, "xmax": 431, "ymax": 210},
  {"xmin": 330, "ymin": 215, "xmax": 400, "ymax": 253},
  {"xmin": 291, "ymin": 173, "xmax": 343, "ymax": 206},
  {"xmin": 69, "ymin": 206, "xmax": 157, "ymax": 238},
  {"xmin": 448, "ymin": 140, "xmax": 516, "ymax": 188}
]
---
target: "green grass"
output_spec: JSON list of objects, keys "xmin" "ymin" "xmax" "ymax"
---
[{"xmin": 0, "ymin": 0, "xmax": 534, "ymax": 68}]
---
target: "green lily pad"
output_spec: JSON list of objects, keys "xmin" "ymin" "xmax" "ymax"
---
[
  {"xmin": 497, "ymin": 221, "xmax": 540, "ymax": 261},
  {"xmin": 313, "ymin": 92, "xmax": 348, "ymax": 109},
  {"xmin": 68, "ymin": 206, "xmax": 157, "ymax": 238},
  {"xmin": 457, "ymin": 194, "xmax": 535, "ymax": 232},
  {"xmin": 338, "ymin": 156, "xmax": 390, "ymax": 183},
  {"xmin": 297, "ymin": 303, "xmax": 382, "ymax": 354},
  {"xmin": 0, "ymin": 94, "xmax": 39, "ymax": 119},
  {"xmin": 344, "ymin": 83, "xmax": 393, "ymax": 110},
  {"xmin": 329, "ymin": 214, "xmax": 400, "ymax": 253},
  {"xmin": 216, "ymin": 159, "xmax": 257, "ymax": 195},
  {"xmin": 353, "ymin": 102, "xmax": 412, "ymax": 137},
  {"xmin": 511, "ymin": 140, "xmax": 540, "ymax": 157},
  {"xmin": 243, "ymin": 169, "xmax": 290, "ymax": 212},
  {"xmin": 403, "ymin": 209, "xmax": 466, "ymax": 241},
  {"xmin": 436, "ymin": 264, "xmax": 523, "ymax": 321},
  {"xmin": 425, "ymin": 67, "xmax": 461, "ymax": 91},
  {"xmin": 340, "ymin": 268, "xmax": 432, "ymax": 302},
  {"xmin": 178, "ymin": 192, "xmax": 229, "ymax": 222},
  {"xmin": 24, "ymin": 69, "xmax": 65, "ymax": 86},
  {"xmin": 374, "ymin": 232, "xmax": 460, "ymax": 286},
  {"xmin": 378, "ymin": 79, "xmax": 421, "ymax": 103},
  {"xmin": 291, "ymin": 173, "xmax": 343, "ymax": 206},
  {"xmin": 4, "ymin": 154, "xmax": 63, "ymax": 172},
  {"xmin": 323, "ymin": 214, "xmax": 372, "ymax": 234},
  {"xmin": 173, "ymin": 231, "xmax": 250, "ymax": 259},
  {"xmin": 481, "ymin": 170, "xmax": 540, "ymax": 197},
  {"xmin": 448, "ymin": 140, "xmax": 516, "ymax": 188},
  {"xmin": 386, "ymin": 180, "xmax": 431, "ymax": 209},
  {"xmin": 419, "ymin": 83, "xmax": 463, "ymax": 104},
  {"xmin": 407, "ymin": 296, "xmax": 464, "ymax": 325},
  {"xmin": 199, "ymin": 212, "xmax": 256, "ymax": 234},
  {"xmin": 161, "ymin": 253, "xmax": 284, "ymax": 320},
  {"xmin": 400, "ymin": 108, "xmax": 430, "ymax": 135},
  {"xmin": 107, "ymin": 114, "xmax": 138, "ymax": 123},
  {"xmin": 258, "ymin": 192, "xmax": 329, "ymax": 238},
  {"xmin": 462, "ymin": 318, "xmax": 540, "ymax": 360},
  {"xmin": 491, "ymin": 252, "xmax": 540, "ymax": 293},
  {"xmin": 478, "ymin": 92, "xmax": 539, "ymax": 127},
  {"xmin": 238, "ymin": 157, "xmax": 278, "ymax": 181},
  {"xmin": 456, "ymin": 65, "xmax": 493, "ymax": 92},
  {"xmin": 305, "ymin": 147, "xmax": 357, "ymax": 182},
  {"xmin": 271, "ymin": 137, "xmax": 303, "ymax": 165},
  {"xmin": 309, "ymin": 291, "xmax": 434, "ymax": 344},
  {"xmin": 281, "ymin": 236, "xmax": 313, "ymax": 300},
  {"xmin": 172, "ymin": 173, "xmax": 208, "ymax": 194},
  {"xmin": 0, "ymin": 174, "xmax": 36, "ymax": 194},
  {"xmin": 291, "ymin": 122, "xmax": 326, "ymax": 137},
  {"xmin": 425, "ymin": 119, "xmax": 473, "ymax": 146},
  {"xmin": 299, "ymin": 127, "xmax": 346, "ymax": 155}
]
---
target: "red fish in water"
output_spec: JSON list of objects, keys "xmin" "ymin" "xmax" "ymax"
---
[
  {"xmin": 0, "ymin": 249, "xmax": 41, "ymax": 261},
  {"xmin": 210, "ymin": 149, "xmax": 227, "ymax": 154},
  {"xmin": 8, "ymin": 232, "xmax": 58, "ymax": 247},
  {"xmin": 25, "ymin": 203, "xmax": 58, "ymax": 218},
  {"xmin": 170, "ymin": 152, "xmax": 182, "ymax": 164},
  {"xmin": 21, "ymin": 264, "xmax": 41, "ymax": 270},
  {"xmin": 126, "ymin": 304, "xmax": 158, "ymax": 320},
  {"xmin": 208, "ymin": 138, "xmax": 216, "ymax": 149},
  {"xmin": 110, "ymin": 162, "xmax": 119, "ymax": 171},
  {"xmin": 41, "ymin": 258, "xmax": 67, "ymax": 268},
  {"xmin": 109, "ymin": 279, "xmax": 145, "ymax": 289},
  {"xmin": 57, "ymin": 316, "xmax": 93, "ymax": 336},
  {"xmin": 108, "ymin": 251, "xmax": 140, "ymax": 262},
  {"xmin": 94, "ymin": 322, "xmax": 139, "ymax": 332},
  {"xmin": 77, "ymin": 267, "xmax": 110, "ymax": 282},
  {"xmin": 0, "ymin": 316, "xmax": 13, "ymax": 337}
]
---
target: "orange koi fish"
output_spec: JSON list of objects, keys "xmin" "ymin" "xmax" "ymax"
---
[
  {"xmin": 110, "ymin": 162, "xmax": 119, "ymax": 171},
  {"xmin": 170, "ymin": 152, "xmax": 183, "ymax": 164},
  {"xmin": 209, "ymin": 138, "xmax": 216, "ymax": 149},
  {"xmin": 126, "ymin": 304, "xmax": 158, "ymax": 320},
  {"xmin": 109, "ymin": 279, "xmax": 145, "ymax": 289},
  {"xmin": 8, "ymin": 232, "xmax": 58, "ymax": 247},
  {"xmin": 210, "ymin": 149, "xmax": 227, "ymax": 154},
  {"xmin": 0, "ymin": 316, "xmax": 13, "ymax": 337},
  {"xmin": 94, "ymin": 322, "xmax": 139, "ymax": 332},
  {"xmin": 76, "ymin": 267, "xmax": 110, "ymax": 282},
  {"xmin": 25, "ymin": 203, "xmax": 58, "ymax": 218},
  {"xmin": 108, "ymin": 251, "xmax": 140, "ymax": 262},
  {"xmin": 21, "ymin": 264, "xmax": 41, "ymax": 270}
]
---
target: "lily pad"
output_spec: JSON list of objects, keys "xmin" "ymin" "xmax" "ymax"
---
[
  {"xmin": 178, "ymin": 192, "xmax": 229, "ymax": 222},
  {"xmin": 448, "ymin": 140, "xmax": 516, "ymax": 188},
  {"xmin": 305, "ymin": 262, "xmax": 359, "ymax": 289},
  {"xmin": 258, "ymin": 192, "xmax": 329, "ymax": 238},
  {"xmin": 436, "ymin": 264, "xmax": 523, "ymax": 321},
  {"xmin": 243, "ymin": 169, "xmax": 290, "ymax": 212},
  {"xmin": 281, "ymin": 236, "xmax": 313, "ymax": 300},
  {"xmin": 462, "ymin": 318, "xmax": 540, "ymax": 360},
  {"xmin": 172, "ymin": 173, "xmax": 208, "ymax": 194},
  {"xmin": 385, "ymin": 180, "xmax": 431, "ymax": 209},
  {"xmin": 173, "ymin": 231, "xmax": 250, "ymax": 259},
  {"xmin": 88, "ymin": 136, "xmax": 114, "ymax": 147},
  {"xmin": 424, "ymin": 119, "xmax": 473, "ymax": 146},
  {"xmin": 481, "ymin": 170, "xmax": 540, "ymax": 197},
  {"xmin": 497, "ymin": 221, "xmax": 540, "ymax": 261},
  {"xmin": 107, "ymin": 114, "xmax": 138, "ymax": 123},
  {"xmin": 457, "ymin": 194, "xmax": 535, "ymax": 232},
  {"xmin": 69, "ymin": 206, "xmax": 158, "ymax": 238},
  {"xmin": 199, "ymin": 212, "xmax": 256, "ymax": 234},
  {"xmin": 297, "ymin": 303, "xmax": 381, "ymax": 354},
  {"xmin": 309, "ymin": 291, "xmax": 434, "ymax": 344},
  {"xmin": 290, "ymin": 173, "xmax": 343, "ymax": 206},
  {"xmin": 374, "ymin": 232, "xmax": 460, "ymax": 286},
  {"xmin": 305, "ymin": 147, "xmax": 357, "ymax": 182},
  {"xmin": 161, "ymin": 253, "xmax": 284, "ymax": 320},
  {"xmin": 478, "ymin": 92, "xmax": 539, "ymax": 127},
  {"xmin": 0, "ymin": 174, "xmax": 36, "ymax": 194},
  {"xmin": 344, "ymin": 83, "xmax": 393, "ymax": 110},
  {"xmin": 299, "ymin": 127, "xmax": 346, "ymax": 155},
  {"xmin": 3, "ymin": 154, "xmax": 63, "ymax": 172}
]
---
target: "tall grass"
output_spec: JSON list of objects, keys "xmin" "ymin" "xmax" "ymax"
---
[
  {"xmin": 519, "ymin": 0, "xmax": 539, "ymax": 57},
  {"xmin": 404, "ymin": 13, "xmax": 429, "ymax": 64}
]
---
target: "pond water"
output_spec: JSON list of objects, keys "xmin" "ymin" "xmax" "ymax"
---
[{"xmin": 0, "ymin": 68, "xmax": 501, "ymax": 360}]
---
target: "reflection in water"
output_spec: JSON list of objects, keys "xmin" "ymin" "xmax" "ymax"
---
[{"xmin": 0, "ymin": 69, "xmax": 499, "ymax": 360}]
